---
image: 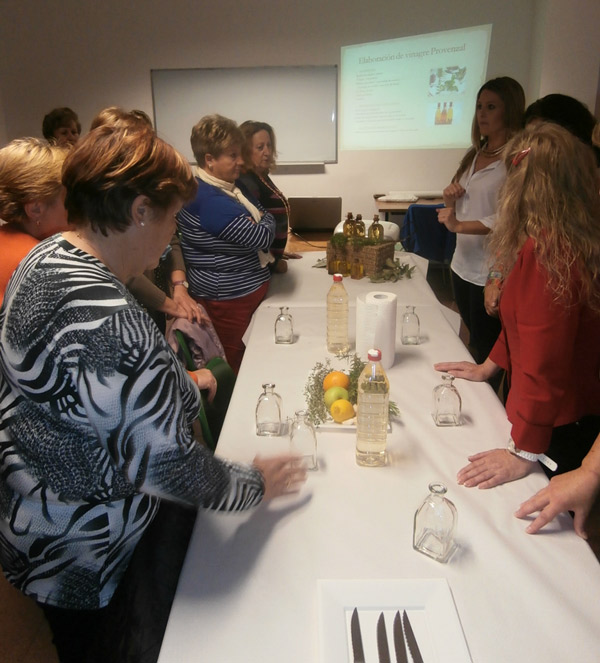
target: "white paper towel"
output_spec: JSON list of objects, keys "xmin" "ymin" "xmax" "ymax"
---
[{"xmin": 355, "ymin": 291, "xmax": 397, "ymax": 369}]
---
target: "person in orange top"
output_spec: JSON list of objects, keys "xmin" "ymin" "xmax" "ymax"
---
[{"xmin": 0, "ymin": 138, "xmax": 70, "ymax": 304}]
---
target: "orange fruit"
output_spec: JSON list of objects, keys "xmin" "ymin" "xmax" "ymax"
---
[
  {"xmin": 323, "ymin": 370, "xmax": 350, "ymax": 392},
  {"xmin": 330, "ymin": 399, "xmax": 355, "ymax": 423}
]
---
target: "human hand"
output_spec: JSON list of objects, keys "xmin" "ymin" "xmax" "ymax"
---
[
  {"xmin": 442, "ymin": 182, "xmax": 466, "ymax": 207},
  {"xmin": 515, "ymin": 467, "xmax": 600, "ymax": 537},
  {"xmin": 172, "ymin": 287, "xmax": 208, "ymax": 324},
  {"xmin": 457, "ymin": 448, "xmax": 535, "ymax": 489},
  {"xmin": 253, "ymin": 454, "xmax": 307, "ymax": 499},
  {"xmin": 191, "ymin": 368, "xmax": 217, "ymax": 403},
  {"xmin": 436, "ymin": 207, "xmax": 460, "ymax": 232},
  {"xmin": 484, "ymin": 281, "xmax": 501, "ymax": 317},
  {"xmin": 282, "ymin": 251, "xmax": 302, "ymax": 259},
  {"xmin": 434, "ymin": 361, "xmax": 490, "ymax": 382}
]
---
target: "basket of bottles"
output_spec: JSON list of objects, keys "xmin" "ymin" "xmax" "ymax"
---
[{"xmin": 326, "ymin": 238, "xmax": 395, "ymax": 277}]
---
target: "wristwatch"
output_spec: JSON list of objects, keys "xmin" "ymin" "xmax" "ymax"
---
[
  {"xmin": 507, "ymin": 438, "xmax": 557, "ymax": 472},
  {"xmin": 172, "ymin": 280, "xmax": 189, "ymax": 289}
]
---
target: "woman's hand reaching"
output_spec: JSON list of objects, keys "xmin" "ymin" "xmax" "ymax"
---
[{"xmin": 253, "ymin": 455, "xmax": 307, "ymax": 500}]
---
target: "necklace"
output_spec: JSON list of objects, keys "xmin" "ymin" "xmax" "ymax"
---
[
  {"xmin": 257, "ymin": 172, "xmax": 291, "ymax": 221},
  {"xmin": 480, "ymin": 141, "xmax": 507, "ymax": 158}
]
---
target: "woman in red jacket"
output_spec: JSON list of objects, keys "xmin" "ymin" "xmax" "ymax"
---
[{"xmin": 435, "ymin": 123, "xmax": 600, "ymax": 489}]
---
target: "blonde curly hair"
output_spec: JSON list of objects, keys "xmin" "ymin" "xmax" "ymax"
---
[
  {"xmin": 0, "ymin": 138, "xmax": 68, "ymax": 224},
  {"xmin": 491, "ymin": 123, "xmax": 600, "ymax": 311}
]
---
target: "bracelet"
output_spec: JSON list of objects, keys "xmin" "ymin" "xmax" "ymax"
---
[
  {"xmin": 487, "ymin": 270, "xmax": 504, "ymax": 280},
  {"xmin": 507, "ymin": 438, "xmax": 558, "ymax": 472},
  {"xmin": 485, "ymin": 276, "xmax": 503, "ymax": 291}
]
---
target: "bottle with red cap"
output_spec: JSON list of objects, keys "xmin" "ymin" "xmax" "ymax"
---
[{"xmin": 356, "ymin": 348, "xmax": 389, "ymax": 466}]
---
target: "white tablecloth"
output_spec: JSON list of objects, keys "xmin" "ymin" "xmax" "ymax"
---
[{"xmin": 158, "ymin": 264, "xmax": 600, "ymax": 663}]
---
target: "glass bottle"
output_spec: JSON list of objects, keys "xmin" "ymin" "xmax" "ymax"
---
[
  {"xmin": 441, "ymin": 101, "xmax": 448, "ymax": 124},
  {"xmin": 356, "ymin": 348, "xmax": 389, "ymax": 467},
  {"xmin": 326, "ymin": 274, "xmax": 349, "ymax": 355},
  {"xmin": 350, "ymin": 255, "xmax": 364, "ymax": 280},
  {"xmin": 289, "ymin": 409, "xmax": 318, "ymax": 470},
  {"xmin": 368, "ymin": 213, "xmax": 384, "ymax": 242},
  {"xmin": 354, "ymin": 213, "xmax": 366, "ymax": 238},
  {"xmin": 274, "ymin": 306, "xmax": 294, "ymax": 344},
  {"xmin": 435, "ymin": 102, "xmax": 442, "ymax": 125},
  {"xmin": 255, "ymin": 383, "xmax": 283, "ymax": 436},
  {"xmin": 342, "ymin": 212, "xmax": 355, "ymax": 238},
  {"xmin": 432, "ymin": 373, "xmax": 462, "ymax": 426},
  {"xmin": 413, "ymin": 482, "xmax": 457, "ymax": 563},
  {"xmin": 401, "ymin": 305, "xmax": 420, "ymax": 345},
  {"xmin": 447, "ymin": 101, "xmax": 454, "ymax": 124}
]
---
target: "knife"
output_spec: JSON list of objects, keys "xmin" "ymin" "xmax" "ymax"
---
[
  {"xmin": 402, "ymin": 610, "xmax": 424, "ymax": 663},
  {"xmin": 377, "ymin": 612, "xmax": 391, "ymax": 663},
  {"xmin": 393, "ymin": 611, "xmax": 408, "ymax": 663},
  {"xmin": 351, "ymin": 607, "xmax": 366, "ymax": 663}
]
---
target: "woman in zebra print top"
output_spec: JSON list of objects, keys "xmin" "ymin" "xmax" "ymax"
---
[{"xmin": 0, "ymin": 124, "xmax": 304, "ymax": 662}]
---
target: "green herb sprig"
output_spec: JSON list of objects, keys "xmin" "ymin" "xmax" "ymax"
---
[{"xmin": 369, "ymin": 258, "xmax": 415, "ymax": 283}]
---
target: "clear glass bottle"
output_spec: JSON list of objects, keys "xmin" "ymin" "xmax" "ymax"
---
[
  {"xmin": 289, "ymin": 409, "xmax": 318, "ymax": 470},
  {"xmin": 432, "ymin": 373, "xmax": 462, "ymax": 426},
  {"xmin": 326, "ymin": 274, "xmax": 349, "ymax": 355},
  {"xmin": 356, "ymin": 348, "xmax": 389, "ymax": 467},
  {"xmin": 354, "ymin": 213, "xmax": 366, "ymax": 238},
  {"xmin": 342, "ymin": 212, "xmax": 355, "ymax": 238},
  {"xmin": 401, "ymin": 305, "xmax": 420, "ymax": 345},
  {"xmin": 368, "ymin": 214, "xmax": 384, "ymax": 242},
  {"xmin": 255, "ymin": 383, "xmax": 283, "ymax": 436},
  {"xmin": 413, "ymin": 482, "xmax": 457, "ymax": 563},
  {"xmin": 274, "ymin": 306, "xmax": 294, "ymax": 344}
]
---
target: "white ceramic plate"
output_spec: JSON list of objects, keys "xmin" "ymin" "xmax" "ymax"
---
[{"xmin": 318, "ymin": 578, "xmax": 471, "ymax": 662}]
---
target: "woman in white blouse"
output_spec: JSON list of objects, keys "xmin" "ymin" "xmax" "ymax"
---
[{"xmin": 437, "ymin": 77, "xmax": 525, "ymax": 364}]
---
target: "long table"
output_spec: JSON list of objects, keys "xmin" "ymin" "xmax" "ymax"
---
[{"xmin": 158, "ymin": 253, "xmax": 600, "ymax": 663}]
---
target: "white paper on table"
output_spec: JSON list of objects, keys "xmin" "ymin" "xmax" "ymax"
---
[{"xmin": 355, "ymin": 291, "xmax": 397, "ymax": 369}]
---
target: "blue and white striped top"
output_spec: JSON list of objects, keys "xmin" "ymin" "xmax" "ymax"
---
[{"xmin": 177, "ymin": 178, "xmax": 275, "ymax": 300}]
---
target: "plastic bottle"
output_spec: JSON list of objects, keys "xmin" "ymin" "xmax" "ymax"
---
[
  {"xmin": 326, "ymin": 274, "xmax": 349, "ymax": 355},
  {"xmin": 356, "ymin": 348, "xmax": 389, "ymax": 466}
]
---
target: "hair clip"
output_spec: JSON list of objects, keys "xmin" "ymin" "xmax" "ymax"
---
[{"xmin": 512, "ymin": 147, "xmax": 531, "ymax": 166}]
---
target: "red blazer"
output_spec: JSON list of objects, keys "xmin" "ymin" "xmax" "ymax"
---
[{"xmin": 489, "ymin": 237, "xmax": 600, "ymax": 453}]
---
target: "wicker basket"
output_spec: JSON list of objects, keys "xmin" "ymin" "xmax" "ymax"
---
[{"xmin": 326, "ymin": 239, "xmax": 395, "ymax": 278}]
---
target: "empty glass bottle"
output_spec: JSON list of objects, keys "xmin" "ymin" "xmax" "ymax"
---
[
  {"xmin": 413, "ymin": 482, "xmax": 457, "ymax": 563},
  {"xmin": 255, "ymin": 384, "xmax": 283, "ymax": 436},
  {"xmin": 289, "ymin": 409, "xmax": 318, "ymax": 470},
  {"xmin": 432, "ymin": 373, "xmax": 462, "ymax": 426},
  {"xmin": 401, "ymin": 305, "xmax": 420, "ymax": 345},
  {"xmin": 274, "ymin": 307, "xmax": 294, "ymax": 344}
]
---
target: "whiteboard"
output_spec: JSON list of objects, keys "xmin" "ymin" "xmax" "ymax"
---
[{"xmin": 151, "ymin": 66, "xmax": 338, "ymax": 164}]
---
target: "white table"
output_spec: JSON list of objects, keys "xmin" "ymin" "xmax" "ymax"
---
[{"xmin": 158, "ymin": 272, "xmax": 600, "ymax": 663}]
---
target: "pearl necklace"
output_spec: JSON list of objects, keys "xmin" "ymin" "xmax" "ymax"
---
[{"xmin": 257, "ymin": 172, "xmax": 290, "ymax": 220}]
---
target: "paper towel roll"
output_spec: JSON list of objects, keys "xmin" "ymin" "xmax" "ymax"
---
[{"xmin": 355, "ymin": 291, "xmax": 397, "ymax": 369}]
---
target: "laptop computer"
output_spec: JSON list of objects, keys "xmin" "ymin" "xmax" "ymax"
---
[{"xmin": 288, "ymin": 196, "xmax": 342, "ymax": 232}]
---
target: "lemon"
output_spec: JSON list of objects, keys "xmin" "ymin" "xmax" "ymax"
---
[
  {"xmin": 323, "ymin": 370, "xmax": 350, "ymax": 392},
  {"xmin": 330, "ymin": 399, "xmax": 355, "ymax": 423}
]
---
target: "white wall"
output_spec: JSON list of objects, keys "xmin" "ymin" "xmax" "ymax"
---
[{"xmin": 0, "ymin": 0, "xmax": 596, "ymax": 214}]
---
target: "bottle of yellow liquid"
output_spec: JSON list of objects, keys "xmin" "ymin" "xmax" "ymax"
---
[
  {"xmin": 356, "ymin": 349, "xmax": 389, "ymax": 466},
  {"xmin": 447, "ymin": 101, "xmax": 453, "ymax": 124},
  {"xmin": 435, "ymin": 102, "xmax": 441, "ymax": 125},
  {"xmin": 441, "ymin": 102, "xmax": 447, "ymax": 124},
  {"xmin": 343, "ymin": 212, "xmax": 355, "ymax": 238},
  {"xmin": 368, "ymin": 214, "xmax": 384, "ymax": 242},
  {"xmin": 354, "ymin": 213, "xmax": 366, "ymax": 238}
]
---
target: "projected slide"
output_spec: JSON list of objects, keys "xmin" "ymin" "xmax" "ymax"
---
[{"xmin": 340, "ymin": 25, "xmax": 492, "ymax": 151}]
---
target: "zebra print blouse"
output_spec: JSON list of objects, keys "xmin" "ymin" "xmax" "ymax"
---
[{"xmin": 0, "ymin": 235, "xmax": 264, "ymax": 610}]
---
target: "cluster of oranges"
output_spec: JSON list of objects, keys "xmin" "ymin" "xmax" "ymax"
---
[{"xmin": 322, "ymin": 371, "xmax": 355, "ymax": 423}]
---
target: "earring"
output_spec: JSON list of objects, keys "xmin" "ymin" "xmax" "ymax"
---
[{"xmin": 140, "ymin": 222, "xmax": 145, "ymax": 227}]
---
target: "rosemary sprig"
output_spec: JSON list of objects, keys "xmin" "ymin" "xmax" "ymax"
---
[
  {"xmin": 369, "ymin": 258, "xmax": 415, "ymax": 283},
  {"xmin": 304, "ymin": 352, "xmax": 400, "ymax": 426}
]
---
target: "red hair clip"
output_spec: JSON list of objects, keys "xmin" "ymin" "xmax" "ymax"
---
[{"xmin": 512, "ymin": 147, "xmax": 531, "ymax": 166}]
